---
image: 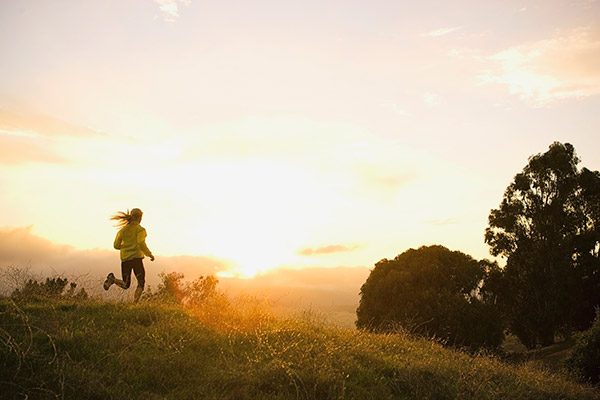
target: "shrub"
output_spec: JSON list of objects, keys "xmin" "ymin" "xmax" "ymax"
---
[
  {"xmin": 150, "ymin": 272, "xmax": 220, "ymax": 306},
  {"xmin": 10, "ymin": 277, "xmax": 88, "ymax": 301},
  {"xmin": 147, "ymin": 272, "xmax": 275, "ymax": 332},
  {"xmin": 567, "ymin": 309, "xmax": 600, "ymax": 384}
]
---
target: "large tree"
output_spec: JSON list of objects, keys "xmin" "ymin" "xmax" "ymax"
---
[
  {"xmin": 356, "ymin": 245, "xmax": 504, "ymax": 350},
  {"xmin": 485, "ymin": 142, "xmax": 600, "ymax": 348}
]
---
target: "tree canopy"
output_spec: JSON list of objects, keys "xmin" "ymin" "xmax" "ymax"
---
[
  {"xmin": 485, "ymin": 142, "xmax": 600, "ymax": 348},
  {"xmin": 356, "ymin": 245, "xmax": 504, "ymax": 350},
  {"xmin": 356, "ymin": 142, "xmax": 600, "ymax": 351}
]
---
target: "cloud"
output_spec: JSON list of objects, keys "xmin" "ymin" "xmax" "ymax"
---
[
  {"xmin": 380, "ymin": 102, "xmax": 410, "ymax": 116},
  {"xmin": 422, "ymin": 27, "xmax": 462, "ymax": 37},
  {"xmin": 0, "ymin": 134, "xmax": 66, "ymax": 165},
  {"xmin": 298, "ymin": 244, "xmax": 361, "ymax": 256},
  {"xmin": 478, "ymin": 27, "xmax": 600, "ymax": 105},
  {"xmin": 0, "ymin": 109, "xmax": 108, "ymax": 165},
  {"xmin": 355, "ymin": 168, "xmax": 413, "ymax": 192},
  {"xmin": 0, "ymin": 109, "xmax": 105, "ymax": 138},
  {"xmin": 176, "ymin": 116, "xmax": 417, "ymax": 200},
  {"xmin": 423, "ymin": 92, "xmax": 443, "ymax": 106},
  {"xmin": 153, "ymin": 0, "xmax": 190, "ymax": 22},
  {"xmin": 227, "ymin": 265, "xmax": 369, "ymax": 296}
]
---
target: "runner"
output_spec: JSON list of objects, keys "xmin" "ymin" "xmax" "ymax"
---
[{"xmin": 104, "ymin": 208, "xmax": 155, "ymax": 302}]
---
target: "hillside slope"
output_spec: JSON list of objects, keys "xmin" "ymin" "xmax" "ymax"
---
[{"xmin": 1, "ymin": 298, "xmax": 598, "ymax": 400}]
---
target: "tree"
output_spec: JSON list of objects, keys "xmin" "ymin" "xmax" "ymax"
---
[
  {"xmin": 356, "ymin": 245, "xmax": 504, "ymax": 350},
  {"xmin": 485, "ymin": 142, "xmax": 600, "ymax": 348},
  {"xmin": 572, "ymin": 168, "xmax": 600, "ymax": 330}
]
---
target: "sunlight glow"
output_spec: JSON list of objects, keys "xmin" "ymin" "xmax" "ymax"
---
[{"xmin": 2, "ymin": 0, "xmax": 599, "ymax": 283}]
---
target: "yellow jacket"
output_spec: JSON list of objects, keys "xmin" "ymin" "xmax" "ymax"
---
[{"xmin": 113, "ymin": 223, "xmax": 153, "ymax": 261}]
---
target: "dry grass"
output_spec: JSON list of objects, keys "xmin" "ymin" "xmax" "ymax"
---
[{"xmin": 1, "ymin": 292, "xmax": 599, "ymax": 399}]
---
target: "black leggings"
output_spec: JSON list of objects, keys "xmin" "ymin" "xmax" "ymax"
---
[{"xmin": 121, "ymin": 258, "xmax": 146, "ymax": 289}]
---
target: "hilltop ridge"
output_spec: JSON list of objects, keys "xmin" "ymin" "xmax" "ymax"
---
[{"xmin": 1, "ymin": 297, "xmax": 598, "ymax": 399}]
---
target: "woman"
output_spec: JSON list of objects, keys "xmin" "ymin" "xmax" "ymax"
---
[{"xmin": 104, "ymin": 208, "xmax": 155, "ymax": 302}]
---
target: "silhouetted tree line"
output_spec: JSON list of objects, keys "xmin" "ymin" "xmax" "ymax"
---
[{"xmin": 357, "ymin": 142, "xmax": 600, "ymax": 351}]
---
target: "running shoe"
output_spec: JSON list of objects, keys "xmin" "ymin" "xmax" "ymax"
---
[{"xmin": 103, "ymin": 273, "xmax": 115, "ymax": 291}]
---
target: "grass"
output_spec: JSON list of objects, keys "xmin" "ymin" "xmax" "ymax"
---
[
  {"xmin": 502, "ymin": 336, "xmax": 579, "ymax": 371},
  {"xmin": 1, "ymin": 296, "xmax": 599, "ymax": 400}
]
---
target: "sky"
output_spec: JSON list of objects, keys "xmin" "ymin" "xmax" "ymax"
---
[{"xmin": 1, "ymin": 0, "xmax": 600, "ymax": 288}]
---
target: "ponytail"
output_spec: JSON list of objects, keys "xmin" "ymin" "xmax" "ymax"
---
[{"xmin": 110, "ymin": 208, "xmax": 143, "ymax": 227}]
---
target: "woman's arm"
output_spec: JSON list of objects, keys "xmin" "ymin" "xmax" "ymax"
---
[
  {"xmin": 137, "ymin": 228, "xmax": 154, "ymax": 260},
  {"xmin": 113, "ymin": 231, "xmax": 122, "ymax": 249}
]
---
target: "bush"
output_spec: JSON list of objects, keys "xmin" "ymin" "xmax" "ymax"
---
[
  {"xmin": 149, "ymin": 272, "xmax": 220, "ymax": 306},
  {"xmin": 567, "ymin": 309, "xmax": 600, "ymax": 384},
  {"xmin": 10, "ymin": 277, "xmax": 88, "ymax": 301},
  {"xmin": 356, "ymin": 245, "xmax": 504, "ymax": 350}
]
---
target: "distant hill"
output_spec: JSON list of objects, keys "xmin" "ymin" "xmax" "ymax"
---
[{"xmin": 1, "ymin": 297, "xmax": 598, "ymax": 400}]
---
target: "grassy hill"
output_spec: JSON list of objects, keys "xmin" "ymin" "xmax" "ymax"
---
[{"xmin": 1, "ymin": 297, "xmax": 598, "ymax": 400}]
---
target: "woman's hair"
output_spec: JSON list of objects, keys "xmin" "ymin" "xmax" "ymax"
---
[{"xmin": 110, "ymin": 208, "xmax": 143, "ymax": 227}]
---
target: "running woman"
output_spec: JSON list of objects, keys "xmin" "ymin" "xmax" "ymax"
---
[{"xmin": 104, "ymin": 208, "xmax": 155, "ymax": 302}]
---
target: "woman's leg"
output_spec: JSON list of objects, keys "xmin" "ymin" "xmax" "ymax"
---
[
  {"xmin": 113, "ymin": 260, "xmax": 134, "ymax": 289},
  {"xmin": 132, "ymin": 259, "xmax": 146, "ymax": 302}
]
